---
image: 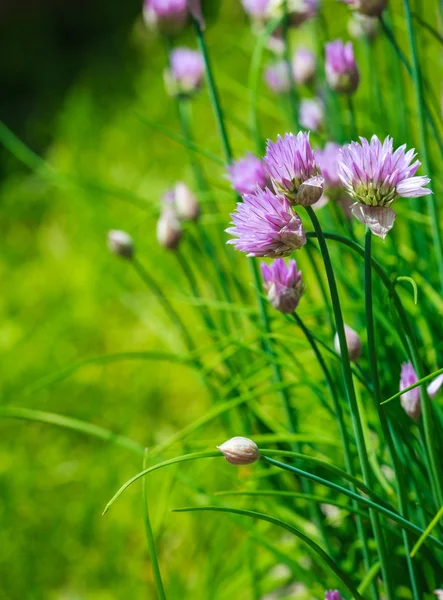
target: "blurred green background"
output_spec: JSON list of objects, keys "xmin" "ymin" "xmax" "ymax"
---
[{"xmin": 1, "ymin": 0, "xmax": 442, "ymax": 598}]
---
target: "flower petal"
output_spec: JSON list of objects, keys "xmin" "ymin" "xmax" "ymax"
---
[
  {"xmin": 427, "ymin": 373, "xmax": 443, "ymax": 398},
  {"xmin": 351, "ymin": 203, "xmax": 396, "ymax": 239}
]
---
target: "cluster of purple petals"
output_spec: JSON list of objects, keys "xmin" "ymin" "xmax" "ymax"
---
[
  {"xmin": 227, "ymin": 154, "xmax": 269, "ymax": 195},
  {"xmin": 144, "ymin": 0, "xmax": 204, "ymax": 30},
  {"xmin": 315, "ymin": 142, "xmax": 342, "ymax": 188},
  {"xmin": 264, "ymin": 61, "xmax": 290, "ymax": 93},
  {"xmin": 325, "ymin": 592, "xmax": 342, "ymax": 600},
  {"xmin": 226, "ymin": 187, "xmax": 306, "ymax": 257},
  {"xmin": 326, "ymin": 40, "xmax": 356, "ymax": 74},
  {"xmin": 261, "ymin": 258, "xmax": 303, "ymax": 312},
  {"xmin": 169, "ymin": 47, "xmax": 204, "ymax": 92}
]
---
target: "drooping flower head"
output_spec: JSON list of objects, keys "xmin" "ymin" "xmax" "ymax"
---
[
  {"xmin": 164, "ymin": 47, "xmax": 204, "ymax": 96},
  {"xmin": 264, "ymin": 132, "xmax": 323, "ymax": 205},
  {"xmin": 399, "ymin": 362, "xmax": 443, "ymax": 421},
  {"xmin": 325, "ymin": 592, "xmax": 343, "ymax": 600},
  {"xmin": 325, "ymin": 40, "xmax": 359, "ymax": 94},
  {"xmin": 342, "ymin": 0, "xmax": 386, "ymax": 17},
  {"xmin": 242, "ymin": 0, "xmax": 271, "ymax": 18},
  {"xmin": 264, "ymin": 61, "xmax": 290, "ymax": 93},
  {"xmin": 299, "ymin": 98, "xmax": 324, "ymax": 131},
  {"xmin": 261, "ymin": 258, "xmax": 304, "ymax": 313},
  {"xmin": 143, "ymin": 0, "xmax": 188, "ymax": 32},
  {"xmin": 348, "ymin": 13, "xmax": 378, "ymax": 39},
  {"xmin": 292, "ymin": 47, "xmax": 316, "ymax": 85},
  {"xmin": 226, "ymin": 187, "xmax": 306, "ymax": 257},
  {"xmin": 226, "ymin": 153, "xmax": 270, "ymax": 195},
  {"xmin": 338, "ymin": 135, "xmax": 432, "ymax": 238},
  {"xmin": 267, "ymin": 0, "xmax": 318, "ymax": 26},
  {"xmin": 108, "ymin": 230, "xmax": 134, "ymax": 259}
]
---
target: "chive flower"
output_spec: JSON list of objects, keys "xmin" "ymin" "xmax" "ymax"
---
[
  {"xmin": 157, "ymin": 208, "xmax": 182, "ymax": 250},
  {"xmin": 325, "ymin": 592, "xmax": 343, "ymax": 600},
  {"xmin": 342, "ymin": 0, "xmax": 386, "ymax": 17},
  {"xmin": 399, "ymin": 361, "xmax": 443, "ymax": 421},
  {"xmin": 217, "ymin": 436, "xmax": 260, "ymax": 465},
  {"xmin": 164, "ymin": 47, "xmax": 204, "ymax": 96},
  {"xmin": 292, "ymin": 47, "xmax": 316, "ymax": 85},
  {"xmin": 226, "ymin": 153, "xmax": 270, "ymax": 195},
  {"xmin": 107, "ymin": 230, "xmax": 134, "ymax": 259},
  {"xmin": 338, "ymin": 135, "xmax": 432, "ymax": 239},
  {"xmin": 242, "ymin": 0, "xmax": 271, "ymax": 18},
  {"xmin": 267, "ymin": 0, "xmax": 318, "ymax": 27},
  {"xmin": 348, "ymin": 13, "xmax": 378, "ymax": 39},
  {"xmin": 261, "ymin": 258, "xmax": 304, "ymax": 313},
  {"xmin": 299, "ymin": 98, "xmax": 324, "ymax": 132},
  {"xmin": 325, "ymin": 40, "xmax": 359, "ymax": 94},
  {"xmin": 226, "ymin": 187, "xmax": 307, "ymax": 257},
  {"xmin": 315, "ymin": 142, "xmax": 352, "ymax": 215},
  {"xmin": 264, "ymin": 61, "xmax": 290, "ymax": 93},
  {"xmin": 163, "ymin": 182, "xmax": 200, "ymax": 221},
  {"xmin": 143, "ymin": 0, "xmax": 188, "ymax": 32},
  {"xmin": 334, "ymin": 324, "xmax": 362, "ymax": 362},
  {"xmin": 264, "ymin": 132, "xmax": 323, "ymax": 205}
]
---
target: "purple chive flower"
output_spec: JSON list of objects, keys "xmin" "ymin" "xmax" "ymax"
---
[
  {"xmin": 226, "ymin": 187, "xmax": 306, "ymax": 257},
  {"xmin": 334, "ymin": 324, "xmax": 362, "ymax": 362},
  {"xmin": 264, "ymin": 132, "xmax": 323, "ymax": 205},
  {"xmin": 299, "ymin": 98, "xmax": 324, "ymax": 131},
  {"xmin": 292, "ymin": 47, "xmax": 316, "ymax": 85},
  {"xmin": 165, "ymin": 47, "xmax": 204, "ymax": 96},
  {"xmin": 348, "ymin": 14, "xmax": 378, "ymax": 39},
  {"xmin": 342, "ymin": 0, "xmax": 386, "ymax": 17},
  {"xmin": 338, "ymin": 135, "xmax": 432, "ymax": 238},
  {"xmin": 261, "ymin": 258, "xmax": 304, "ymax": 313},
  {"xmin": 264, "ymin": 61, "xmax": 290, "ymax": 93},
  {"xmin": 315, "ymin": 142, "xmax": 353, "ymax": 215},
  {"xmin": 242, "ymin": 0, "xmax": 271, "ymax": 18},
  {"xmin": 325, "ymin": 592, "xmax": 343, "ymax": 600},
  {"xmin": 226, "ymin": 153, "xmax": 270, "ymax": 195},
  {"xmin": 143, "ymin": 0, "xmax": 188, "ymax": 32},
  {"xmin": 325, "ymin": 40, "xmax": 359, "ymax": 94},
  {"xmin": 400, "ymin": 362, "xmax": 443, "ymax": 421}
]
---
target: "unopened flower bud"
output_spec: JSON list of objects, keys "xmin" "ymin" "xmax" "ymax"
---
[
  {"xmin": 164, "ymin": 47, "xmax": 204, "ymax": 97},
  {"xmin": 299, "ymin": 98, "xmax": 324, "ymax": 132},
  {"xmin": 107, "ymin": 230, "xmax": 134, "ymax": 259},
  {"xmin": 174, "ymin": 182, "xmax": 200, "ymax": 221},
  {"xmin": 334, "ymin": 324, "xmax": 362, "ymax": 362},
  {"xmin": 217, "ymin": 436, "xmax": 260, "ymax": 465},
  {"xmin": 143, "ymin": 0, "xmax": 188, "ymax": 34},
  {"xmin": 343, "ymin": 0, "xmax": 386, "ymax": 17},
  {"xmin": 348, "ymin": 13, "xmax": 378, "ymax": 39},
  {"xmin": 325, "ymin": 40, "xmax": 359, "ymax": 94},
  {"xmin": 296, "ymin": 176, "xmax": 324, "ymax": 206},
  {"xmin": 157, "ymin": 208, "xmax": 182, "ymax": 250},
  {"xmin": 325, "ymin": 591, "xmax": 343, "ymax": 600},
  {"xmin": 292, "ymin": 47, "xmax": 316, "ymax": 85}
]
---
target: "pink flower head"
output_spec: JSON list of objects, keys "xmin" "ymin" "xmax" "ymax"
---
[
  {"xmin": 325, "ymin": 592, "xmax": 342, "ymax": 600},
  {"xmin": 264, "ymin": 132, "xmax": 323, "ymax": 204},
  {"xmin": 165, "ymin": 47, "xmax": 204, "ymax": 96},
  {"xmin": 400, "ymin": 362, "xmax": 443, "ymax": 421},
  {"xmin": 299, "ymin": 98, "xmax": 324, "ymax": 131},
  {"xmin": 325, "ymin": 40, "xmax": 359, "ymax": 94},
  {"xmin": 143, "ymin": 0, "xmax": 188, "ymax": 32},
  {"xmin": 242, "ymin": 0, "xmax": 271, "ymax": 18},
  {"xmin": 316, "ymin": 142, "xmax": 342, "ymax": 189},
  {"xmin": 264, "ymin": 61, "xmax": 290, "ymax": 93},
  {"xmin": 338, "ymin": 135, "xmax": 432, "ymax": 238},
  {"xmin": 261, "ymin": 258, "xmax": 304, "ymax": 313},
  {"xmin": 226, "ymin": 187, "xmax": 306, "ymax": 257},
  {"xmin": 292, "ymin": 47, "xmax": 316, "ymax": 85},
  {"xmin": 342, "ymin": 0, "xmax": 386, "ymax": 17},
  {"xmin": 226, "ymin": 153, "xmax": 270, "ymax": 195}
]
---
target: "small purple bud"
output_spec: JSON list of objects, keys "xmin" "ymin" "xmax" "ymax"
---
[
  {"xmin": 164, "ymin": 47, "xmax": 204, "ymax": 96},
  {"xmin": 299, "ymin": 98, "xmax": 324, "ymax": 132},
  {"xmin": 226, "ymin": 153, "xmax": 270, "ymax": 196},
  {"xmin": 217, "ymin": 436, "xmax": 260, "ymax": 465},
  {"xmin": 107, "ymin": 230, "xmax": 134, "ymax": 259},
  {"xmin": 264, "ymin": 61, "xmax": 290, "ymax": 93},
  {"xmin": 334, "ymin": 324, "xmax": 362, "ymax": 362},
  {"xmin": 400, "ymin": 362, "xmax": 421, "ymax": 421},
  {"xmin": 242, "ymin": 0, "xmax": 271, "ymax": 18},
  {"xmin": 325, "ymin": 40, "xmax": 359, "ymax": 94},
  {"xmin": 143, "ymin": 0, "xmax": 188, "ymax": 33},
  {"xmin": 325, "ymin": 591, "xmax": 343, "ymax": 600},
  {"xmin": 292, "ymin": 47, "xmax": 316, "ymax": 85},
  {"xmin": 157, "ymin": 208, "xmax": 182, "ymax": 250},
  {"xmin": 261, "ymin": 258, "xmax": 304, "ymax": 313}
]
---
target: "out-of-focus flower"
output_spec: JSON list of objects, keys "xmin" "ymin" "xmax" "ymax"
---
[
  {"xmin": 264, "ymin": 132, "xmax": 323, "ymax": 204},
  {"xmin": 342, "ymin": 0, "xmax": 386, "ymax": 17},
  {"xmin": 143, "ymin": 0, "xmax": 188, "ymax": 32},
  {"xmin": 267, "ymin": 0, "xmax": 318, "ymax": 26},
  {"xmin": 188, "ymin": 0, "xmax": 205, "ymax": 28},
  {"xmin": 267, "ymin": 30, "xmax": 285, "ymax": 55},
  {"xmin": 434, "ymin": 591, "xmax": 443, "ymax": 600},
  {"xmin": 242, "ymin": 0, "xmax": 271, "ymax": 18},
  {"xmin": 264, "ymin": 61, "xmax": 290, "ymax": 93},
  {"xmin": 217, "ymin": 436, "xmax": 260, "ymax": 465},
  {"xmin": 334, "ymin": 324, "xmax": 362, "ymax": 362},
  {"xmin": 325, "ymin": 592, "xmax": 343, "ymax": 600},
  {"xmin": 348, "ymin": 13, "xmax": 378, "ymax": 39},
  {"xmin": 338, "ymin": 135, "xmax": 432, "ymax": 239},
  {"xmin": 164, "ymin": 47, "xmax": 204, "ymax": 96},
  {"xmin": 315, "ymin": 142, "xmax": 352, "ymax": 216},
  {"xmin": 226, "ymin": 153, "xmax": 269, "ymax": 195},
  {"xmin": 261, "ymin": 258, "xmax": 304, "ymax": 313},
  {"xmin": 399, "ymin": 362, "xmax": 443, "ymax": 421},
  {"xmin": 157, "ymin": 208, "xmax": 182, "ymax": 250},
  {"xmin": 226, "ymin": 187, "xmax": 307, "ymax": 257},
  {"xmin": 168, "ymin": 182, "xmax": 200, "ymax": 221},
  {"xmin": 292, "ymin": 47, "xmax": 316, "ymax": 85},
  {"xmin": 325, "ymin": 40, "xmax": 359, "ymax": 94},
  {"xmin": 299, "ymin": 98, "xmax": 324, "ymax": 131},
  {"xmin": 107, "ymin": 230, "xmax": 134, "ymax": 259}
]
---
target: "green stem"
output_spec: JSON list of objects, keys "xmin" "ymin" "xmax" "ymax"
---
[
  {"xmin": 142, "ymin": 450, "xmax": 167, "ymax": 600},
  {"xmin": 402, "ymin": 0, "xmax": 443, "ymax": 293},
  {"xmin": 304, "ymin": 207, "xmax": 393, "ymax": 597}
]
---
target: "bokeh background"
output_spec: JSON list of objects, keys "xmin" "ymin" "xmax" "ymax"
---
[{"xmin": 1, "ymin": 1, "xmax": 442, "ymax": 598}]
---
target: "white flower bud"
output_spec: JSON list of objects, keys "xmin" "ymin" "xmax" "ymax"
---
[
  {"xmin": 174, "ymin": 182, "xmax": 200, "ymax": 221},
  {"xmin": 334, "ymin": 324, "xmax": 362, "ymax": 362},
  {"xmin": 217, "ymin": 436, "xmax": 260, "ymax": 465},
  {"xmin": 107, "ymin": 230, "xmax": 134, "ymax": 259},
  {"xmin": 156, "ymin": 208, "xmax": 182, "ymax": 250}
]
